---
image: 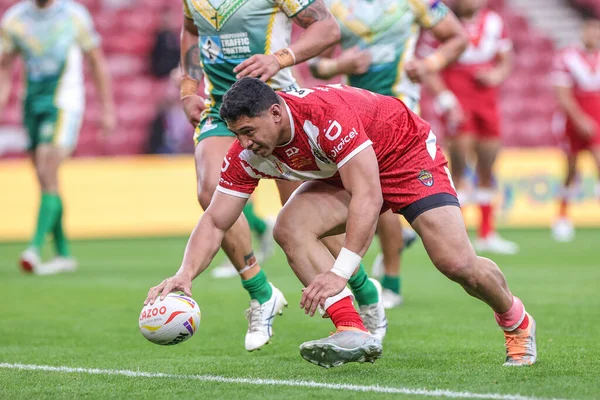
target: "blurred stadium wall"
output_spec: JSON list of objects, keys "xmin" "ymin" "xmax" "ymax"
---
[
  {"xmin": 2, "ymin": 0, "xmax": 600, "ymax": 240},
  {"xmin": 0, "ymin": 150, "xmax": 598, "ymax": 240}
]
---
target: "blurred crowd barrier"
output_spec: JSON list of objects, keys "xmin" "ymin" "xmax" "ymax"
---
[{"xmin": 0, "ymin": 149, "xmax": 598, "ymax": 241}]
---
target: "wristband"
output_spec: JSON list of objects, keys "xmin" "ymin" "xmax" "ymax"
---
[
  {"xmin": 273, "ymin": 47, "xmax": 296, "ymax": 69},
  {"xmin": 180, "ymin": 76, "xmax": 199, "ymax": 100},
  {"xmin": 330, "ymin": 247, "xmax": 362, "ymax": 280},
  {"xmin": 423, "ymin": 52, "xmax": 448, "ymax": 73},
  {"xmin": 434, "ymin": 90, "xmax": 458, "ymax": 114}
]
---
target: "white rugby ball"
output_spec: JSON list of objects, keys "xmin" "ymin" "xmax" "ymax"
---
[{"xmin": 139, "ymin": 293, "xmax": 201, "ymax": 345}]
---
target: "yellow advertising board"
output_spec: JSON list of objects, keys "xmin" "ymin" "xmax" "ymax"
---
[{"xmin": 0, "ymin": 149, "xmax": 598, "ymax": 241}]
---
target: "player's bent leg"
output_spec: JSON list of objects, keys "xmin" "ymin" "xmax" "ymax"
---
[
  {"xmin": 273, "ymin": 182, "xmax": 382, "ymax": 367},
  {"xmin": 473, "ymin": 139, "xmax": 518, "ymax": 254},
  {"xmin": 195, "ymin": 137, "xmax": 286, "ymax": 351},
  {"xmin": 278, "ymin": 181, "xmax": 385, "ymax": 336},
  {"xmin": 410, "ymin": 203, "xmax": 536, "ymax": 366}
]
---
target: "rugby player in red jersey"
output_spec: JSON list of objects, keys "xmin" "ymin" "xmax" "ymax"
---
[
  {"xmin": 145, "ymin": 78, "xmax": 537, "ymax": 368},
  {"xmin": 551, "ymin": 12, "xmax": 600, "ymax": 242}
]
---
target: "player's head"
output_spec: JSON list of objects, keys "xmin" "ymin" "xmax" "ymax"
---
[
  {"xmin": 34, "ymin": 0, "xmax": 53, "ymax": 8},
  {"xmin": 221, "ymin": 77, "xmax": 285, "ymax": 157},
  {"xmin": 581, "ymin": 10, "xmax": 600, "ymax": 50},
  {"xmin": 453, "ymin": 0, "xmax": 485, "ymax": 17}
]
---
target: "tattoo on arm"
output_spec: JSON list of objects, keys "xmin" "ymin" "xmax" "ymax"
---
[
  {"xmin": 184, "ymin": 44, "xmax": 203, "ymax": 81},
  {"xmin": 293, "ymin": 0, "xmax": 330, "ymax": 29}
]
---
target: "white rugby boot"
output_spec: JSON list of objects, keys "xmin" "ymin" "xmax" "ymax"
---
[
  {"xmin": 299, "ymin": 329, "xmax": 383, "ymax": 368},
  {"xmin": 381, "ymin": 288, "xmax": 403, "ymax": 309},
  {"xmin": 503, "ymin": 313, "xmax": 537, "ymax": 366},
  {"xmin": 244, "ymin": 283, "xmax": 288, "ymax": 351},
  {"xmin": 552, "ymin": 218, "xmax": 574, "ymax": 242},
  {"xmin": 19, "ymin": 247, "xmax": 40, "ymax": 274},
  {"xmin": 474, "ymin": 233, "xmax": 519, "ymax": 255},
  {"xmin": 37, "ymin": 256, "xmax": 78, "ymax": 276}
]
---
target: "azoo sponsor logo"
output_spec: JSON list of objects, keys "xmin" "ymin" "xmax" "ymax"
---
[{"xmin": 329, "ymin": 128, "xmax": 359, "ymax": 158}]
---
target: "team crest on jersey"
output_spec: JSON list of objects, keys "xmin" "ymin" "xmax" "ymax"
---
[
  {"xmin": 417, "ymin": 170, "xmax": 434, "ymax": 187},
  {"xmin": 201, "ymin": 117, "xmax": 218, "ymax": 133},
  {"xmin": 189, "ymin": 0, "xmax": 250, "ymax": 31}
]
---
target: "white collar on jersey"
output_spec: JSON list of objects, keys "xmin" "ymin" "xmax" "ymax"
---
[{"xmin": 276, "ymin": 98, "xmax": 295, "ymax": 147}]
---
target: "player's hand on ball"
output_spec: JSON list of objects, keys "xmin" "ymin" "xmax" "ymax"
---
[
  {"xmin": 234, "ymin": 54, "xmax": 281, "ymax": 82},
  {"xmin": 182, "ymin": 95, "xmax": 205, "ymax": 128},
  {"xmin": 300, "ymin": 272, "xmax": 347, "ymax": 316},
  {"xmin": 145, "ymin": 275, "xmax": 193, "ymax": 306}
]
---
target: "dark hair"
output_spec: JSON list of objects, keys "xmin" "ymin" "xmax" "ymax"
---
[
  {"xmin": 220, "ymin": 77, "xmax": 281, "ymax": 122},
  {"xmin": 580, "ymin": 6, "xmax": 599, "ymax": 22}
]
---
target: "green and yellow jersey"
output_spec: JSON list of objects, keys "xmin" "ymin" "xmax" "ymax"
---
[
  {"xmin": 327, "ymin": 0, "xmax": 448, "ymax": 110},
  {"xmin": 1, "ymin": 0, "xmax": 99, "ymax": 114},
  {"xmin": 182, "ymin": 0, "xmax": 313, "ymax": 142}
]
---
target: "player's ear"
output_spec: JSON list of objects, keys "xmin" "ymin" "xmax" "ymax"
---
[{"xmin": 270, "ymin": 103, "xmax": 282, "ymax": 123}]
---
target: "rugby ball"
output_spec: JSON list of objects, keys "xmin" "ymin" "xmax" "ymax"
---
[{"xmin": 139, "ymin": 293, "xmax": 201, "ymax": 345}]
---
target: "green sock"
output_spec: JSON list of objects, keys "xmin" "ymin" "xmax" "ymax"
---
[
  {"xmin": 243, "ymin": 202, "xmax": 267, "ymax": 236},
  {"xmin": 348, "ymin": 264, "xmax": 379, "ymax": 306},
  {"xmin": 53, "ymin": 196, "xmax": 71, "ymax": 257},
  {"xmin": 381, "ymin": 275, "xmax": 401, "ymax": 295},
  {"xmin": 31, "ymin": 193, "xmax": 61, "ymax": 251},
  {"xmin": 241, "ymin": 269, "xmax": 273, "ymax": 304}
]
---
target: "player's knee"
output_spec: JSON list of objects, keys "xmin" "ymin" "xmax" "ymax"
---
[
  {"xmin": 272, "ymin": 216, "xmax": 293, "ymax": 248},
  {"xmin": 37, "ymin": 168, "xmax": 57, "ymax": 192},
  {"xmin": 273, "ymin": 214, "xmax": 305, "ymax": 249}
]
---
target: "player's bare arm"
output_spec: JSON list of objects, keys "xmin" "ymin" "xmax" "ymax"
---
[
  {"xmin": 86, "ymin": 47, "xmax": 116, "ymax": 136},
  {"xmin": 475, "ymin": 49, "xmax": 513, "ymax": 87},
  {"xmin": 310, "ymin": 46, "xmax": 372, "ymax": 80},
  {"xmin": 300, "ymin": 147, "xmax": 383, "ymax": 315},
  {"xmin": 555, "ymin": 85, "xmax": 597, "ymax": 139},
  {"xmin": 0, "ymin": 45, "xmax": 18, "ymax": 114},
  {"xmin": 405, "ymin": 12, "xmax": 468, "ymax": 83},
  {"xmin": 180, "ymin": 15, "xmax": 205, "ymax": 127},
  {"xmin": 234, "ymin": 0, "xmax": 340, "ymax": 81},
  {"xmin": 144, "ymin": 191, "xmax": 247, "ymax": 305}
]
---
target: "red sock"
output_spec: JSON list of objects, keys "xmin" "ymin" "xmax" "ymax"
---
[
  {"xmin": 517, "ymin": 314, "xmax": 530, "ymax": 330},
  {"xmin": 559, "ymin": 198, "xmax": 568, "ymax": 218},
  {"xmin": 327, "ymin": 297, "xmax": 367, "ymax": 332},
  {"xmin": 495, "ymin": 296, "xmax": 525, "ymax": 331},
  {"xmin": 479, "ymin": 203, "xmax": 494, "ymax": 238}
]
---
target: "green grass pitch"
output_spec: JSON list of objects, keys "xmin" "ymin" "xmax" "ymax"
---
[{"xmin": 1, "ymin": 229, "xmax": 599, "ymax": 399}]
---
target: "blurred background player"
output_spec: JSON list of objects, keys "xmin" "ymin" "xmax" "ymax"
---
[
  {"xmin": 551, "ymin": 11, "xmax": 600, "ymax": 242},
  {"xmin": 178, "ymin": 0, "xmax": 349, "ymax": 351},
  {"xmin": 310, "ymin": 0, "xmax": 467, "ymax": 308},
  {"xmin": 424, "ymin": 0, "xmax": 517, "ymax": 254},
  {"xmin": 0, "ymin": 0, "xmax": 115, "ymax": 274}
]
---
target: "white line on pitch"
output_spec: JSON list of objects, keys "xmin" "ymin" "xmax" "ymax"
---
[{"xmin": 0, "ymin": 362, "xmax": 565, "ymax": 400}]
